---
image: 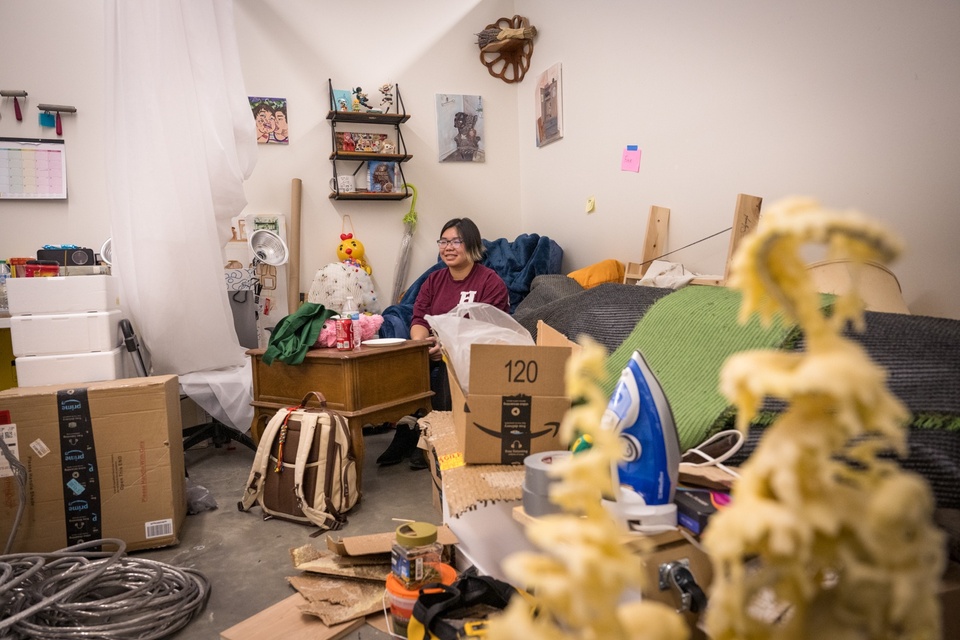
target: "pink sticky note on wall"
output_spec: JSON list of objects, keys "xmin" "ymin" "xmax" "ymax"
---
[{"xmin": 621, "ymin": 148, "xmax": 641, "ymax": 172}]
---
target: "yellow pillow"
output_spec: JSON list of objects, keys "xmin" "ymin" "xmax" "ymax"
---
[{"xmin": 567, "ymin": 259, "xmax": 625, "ymax": 289}]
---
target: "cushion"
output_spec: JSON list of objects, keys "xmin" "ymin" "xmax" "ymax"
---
[{"xmin": 567, "ymin": 259, "xmax": 625, "ymax": 289}]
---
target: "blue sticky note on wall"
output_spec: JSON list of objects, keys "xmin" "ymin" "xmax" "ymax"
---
[{"xmin": 39, "ymin": 112, "xmax": 56, "ymax": 127}]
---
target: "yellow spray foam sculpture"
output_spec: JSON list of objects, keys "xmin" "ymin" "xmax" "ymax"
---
[
  {"xmin": 487, "ymin": 335, "xmax": 689, "ymax": 639},
  {"xmin": 488, "ymin": 196, "xmax": 943, "ymax": 640},
  {"xmin": 704, "ymin": 197, "xmax": 945, "ymax": 640}
]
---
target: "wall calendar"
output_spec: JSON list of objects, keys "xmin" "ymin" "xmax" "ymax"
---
[{"xmin": 0, "ymin": 137, "xmax": 67, "ymax": 200}]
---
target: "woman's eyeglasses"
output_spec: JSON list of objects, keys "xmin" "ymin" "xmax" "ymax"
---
[{"xmin": 436, "ymin": 238, "xmax": 463, "ymax": 248}]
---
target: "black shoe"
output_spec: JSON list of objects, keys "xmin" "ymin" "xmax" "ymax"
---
[
  {"xmin": 376, "ymin": 416, "xmax": 421, "ymax": 466},
  {"xmin": 364, "ymin": 421, "xmax": 394, "ymax": 435},
  {"xmin": 409, "ymin": 446, "xmax": 429, "ymax": 470}
]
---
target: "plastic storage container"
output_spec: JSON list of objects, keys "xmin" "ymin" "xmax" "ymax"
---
[
  {"xmin": 391, "ymin": 521, "xmax": 444, "ymax": 590},
  {"xmin": 10, "ymin": 309, "xmax": 122, "ymax": 357},
  {"xmin": 6, "ymin": 275, "xmax": 120, "ymax": 315},
  {"xmin": 385, "ymin": 562, "xmax": 456, "ymax": 635},
  {"xmin": 14, "ymin": 347, "xmax": 125, "ymax": 388}
]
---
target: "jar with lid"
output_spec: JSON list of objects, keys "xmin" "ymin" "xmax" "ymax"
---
[{"xmin": 391, "ymin": 521, "xmax": 443, "ymax": 590}]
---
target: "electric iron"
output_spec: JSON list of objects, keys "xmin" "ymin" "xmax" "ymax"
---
[{"xmin": 601, "ymin": 350, "xmax": 681, "ymax": 533}]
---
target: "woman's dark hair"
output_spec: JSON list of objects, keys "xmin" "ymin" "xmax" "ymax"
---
[{"xmin": 441, "ymin": 217, "xmax": 485, "ymax": 262}]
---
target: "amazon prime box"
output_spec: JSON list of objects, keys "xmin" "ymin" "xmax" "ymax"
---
[
  {"xmin": 445, "ymin": 322, "xmax": 573, "ymax": 465},
  {"xmin": 0, "ymin": 375, "xmax": 184, "ymax": 553}
]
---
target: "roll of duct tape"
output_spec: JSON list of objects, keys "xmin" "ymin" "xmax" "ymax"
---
[
  {"xmin": 522, "ymin": 482, "xmax": 559, "ymax": 517},
  {"xmin": 522, "ymin": 450, "xmax": 571, "ymax": 516}
]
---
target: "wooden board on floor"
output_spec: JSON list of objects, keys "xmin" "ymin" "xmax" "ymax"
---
[{"xmin": 219, "ymin": 592, "xmax": 365, "ymax": 640}]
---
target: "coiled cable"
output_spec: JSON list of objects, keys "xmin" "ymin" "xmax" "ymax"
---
[
  {"xmin": 0, "ymin": 539, "xmax": 210, "ymax": 639},
  {"xmin": 0, "ymin": 441, "xmax": 210, "ymax": 639}
]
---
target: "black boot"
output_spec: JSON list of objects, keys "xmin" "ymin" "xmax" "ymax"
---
[{"xmin": 376, "ymin": 416, "xmax": 421, "ymax": 466}]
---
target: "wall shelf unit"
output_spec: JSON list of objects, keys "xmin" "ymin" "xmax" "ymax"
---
[{"xmin": 327, "ymin": 80, "xmax": 412, "ymax": 201}]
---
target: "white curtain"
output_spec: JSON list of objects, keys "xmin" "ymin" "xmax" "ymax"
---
[{"xmin": 103, "ymin": 0, "xmax": 257, "ymax": 376}]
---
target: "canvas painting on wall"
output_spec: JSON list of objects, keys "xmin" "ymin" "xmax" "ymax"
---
[
  {"xmin": 436, "ymin": 94, "xmax": 485, "ymax": 162},
  {"xmin": 249, "ymin": 97, "xmax": 288, "ymax": 144},
  {"xmin": 535, "ymin": 63, "xmax": 562, "ymax": 148}
]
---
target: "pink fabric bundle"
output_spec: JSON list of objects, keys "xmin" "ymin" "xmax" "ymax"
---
[{"xmin": 315, "ymin": 314, "xmax": 384, "ymax": 347}]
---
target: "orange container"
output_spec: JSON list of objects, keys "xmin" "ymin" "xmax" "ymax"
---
[{"xmin": 385, "ymin": 562, "xmax": 457, "ymax": 634}]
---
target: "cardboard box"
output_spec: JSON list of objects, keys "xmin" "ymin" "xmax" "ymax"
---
[
  {"xmin": 0, "ymin": 375, "xmax": 185, "ymax": 553},
  {"xmin": 445, "ymin": 321, "xmax": 574, "ymax": 464},
  {"xmin": 180, "ymin": 394, "xmax": 213, "ymax": 430},
  {"xmin": 15, "ymin": 347, "xmax": 125, "ymax": 388},
  {"xmin": 6, "ymin": 275, "xmax": 120, "ymax": 316},
  {"xmin": 11, "ymin": 309, "xmax": 122, "ymax": 356}
]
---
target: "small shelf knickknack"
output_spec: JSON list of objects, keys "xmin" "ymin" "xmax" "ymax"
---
[{"xmin": 327, "ymin": 79, "xmax": 412, "ymax": 201}]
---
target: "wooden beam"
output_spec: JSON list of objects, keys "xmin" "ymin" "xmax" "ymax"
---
[
  {"xmin": 624, "ymin": 205, "xmax": 670, "ymax": 285},
  {"xmin": 640, "ymin": 205, "xmax": 670, "ymax": 276},
  {"xmin": 722, "ymin": 193, "xmax": 762, "ymax": 284}
]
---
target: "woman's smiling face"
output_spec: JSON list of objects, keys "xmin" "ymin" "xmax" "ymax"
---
[{"xmin": 438, "ymin": 228, "xmax": 470, "ymax": 269}]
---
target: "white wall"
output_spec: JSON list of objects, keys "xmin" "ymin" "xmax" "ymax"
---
[
  {"xmin": 517, "ymin": 1, "xmax": 960, "ymax": 318},
  {"xmin": 2, "ymin": 1, "xmax": 958, "ymax": 319},
  {"xmin": 232, "ymin": 0, "xmax": 523, "ymax": 309},
  {"xmin": 0, "ymin": 3, "xmax": 108, "ymax": 254}
]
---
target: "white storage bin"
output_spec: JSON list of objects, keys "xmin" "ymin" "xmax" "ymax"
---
[
  {"xmin": 10, "ymin": 310, "xmax": 122, "ymax": 357},
  {"xmin": 6, "ymin": 275, "xmax": 120, "ymax": 316},
  {"xmin": 15, "ymin": 347, "xmax": 124, "ymax": 388}
]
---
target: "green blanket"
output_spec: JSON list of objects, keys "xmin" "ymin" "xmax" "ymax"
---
[{"xmin": 602, "ymin": 286, "xmax": 796, "ymax": 451}]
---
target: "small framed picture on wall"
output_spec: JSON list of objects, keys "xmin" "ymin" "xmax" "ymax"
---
[
  {"xmin": 249, "ymin": 96, "xmax": 289, "ymax": 144},
  {"xmin": 436, "ymin": 94, "xmax": 485, "ymax": 162},
  {"xmin": 535, "ymin": 63, "xmax": 563, "ymax": 148},
  {"xmin": 367, "ymin": 161, "xmax": 397, "ymax": 192}
]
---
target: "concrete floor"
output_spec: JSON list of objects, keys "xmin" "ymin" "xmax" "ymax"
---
[{"xmin": 140, "ymin": 429, "xmax": 438, "ymax": 639}]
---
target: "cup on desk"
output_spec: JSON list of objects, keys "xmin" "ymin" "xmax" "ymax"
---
[{"xmin": 330, "ymin": 175, "xmax": 356, "ymax": 193}]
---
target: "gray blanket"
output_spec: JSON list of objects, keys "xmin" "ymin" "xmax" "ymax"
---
[
  {"xmin": 515, "ymin": 277, "xmax": 960, "ymax": 516},
  {"xmin": 515, "ymin": 276, "xmax": 672, "ymax": 353}
]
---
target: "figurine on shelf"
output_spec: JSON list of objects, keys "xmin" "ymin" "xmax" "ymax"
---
[
  {"xmin": 338, "ymin": 98, "xmax": 348, "ymax": 112},
  {"xmin": 352, "ymin": 87, "xmax": 372, "ymax": 112},
  {"xmin": 381, "ymin": 140, "xmax": 396, "ymax": 155},
  {"xmin": 379, "ymin": 83, "xmax": 395, "ymax": 114}
]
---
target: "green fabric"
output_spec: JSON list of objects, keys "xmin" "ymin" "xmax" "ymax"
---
[
  {"xmin": 262, "ymin": 303, "xmax": 336, "ymax": 366},
  {"xmin": 601, "ymin": 286, "xmax": 797, "ymax": 451}
]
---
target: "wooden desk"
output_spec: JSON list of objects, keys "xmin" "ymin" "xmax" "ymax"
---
[{"xmin": 247, "ymin": 341, "xmax": 432, "ymax": 480}]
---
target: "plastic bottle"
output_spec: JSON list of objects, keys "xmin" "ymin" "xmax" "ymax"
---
[
  {"xmin": 0, "ymin": 260, "xmax": 9, "ymax": 318},
  {"xmin": 391, "ymin": 521, "xmax": 443, "ymax": 590},
  {"xmin": 342, "ymin": 296, "xmax": 361, "ymax": 349}
]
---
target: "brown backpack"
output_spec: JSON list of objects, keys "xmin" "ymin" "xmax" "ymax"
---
[{"xmin": 238, "ymin": 391, "xmax": 360, "ymax": 531}]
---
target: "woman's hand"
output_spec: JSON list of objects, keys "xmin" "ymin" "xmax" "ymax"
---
[
  {"xmin": 411, "ymin": 325, "xmax": 444, "ymax": 361},
  {"xmin": 427, "ymin": 336, "xmax": 444, "ymax": 361}
]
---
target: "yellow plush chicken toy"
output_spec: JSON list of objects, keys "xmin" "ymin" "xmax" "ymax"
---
[{"xmin": 337, "ymin": 232, "xmax": 371, "ymax": 275}]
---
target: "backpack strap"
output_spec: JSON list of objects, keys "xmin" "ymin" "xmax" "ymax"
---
[{"xmin": 238, "ymin": 405, "xmax": 294, "ymax": 513}]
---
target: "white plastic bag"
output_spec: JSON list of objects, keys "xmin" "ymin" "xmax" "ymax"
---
[{"xmin": 426, "ymin": 302, "xmax": 534, "ymax": 394}]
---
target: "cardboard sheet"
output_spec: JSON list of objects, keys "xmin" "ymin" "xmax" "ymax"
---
[{"xmin": 219, "ymin": 593, "xmax": 365, "ymax": 640}]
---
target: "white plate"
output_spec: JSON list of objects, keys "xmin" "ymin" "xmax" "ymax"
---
[{"xmin": 362, "ymin": 338, "xmax": 406, "ymax": 347}]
